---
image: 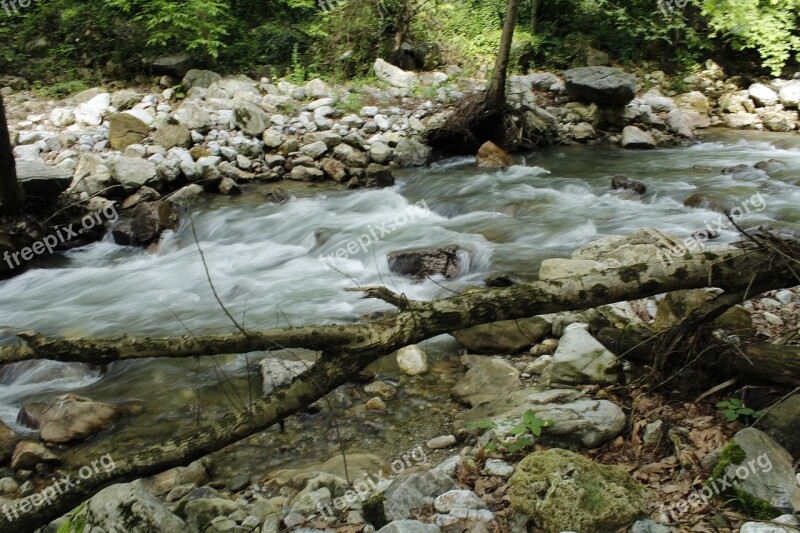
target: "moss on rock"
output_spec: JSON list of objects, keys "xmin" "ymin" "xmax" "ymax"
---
[{"xmin": 508, "ymin": 448, "xmax": 646, "ymax": 533}]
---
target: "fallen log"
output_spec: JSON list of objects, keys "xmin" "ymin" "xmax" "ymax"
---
[{"xmin": 1, "ymin": 241, "xmax": 797, "ymax": 530}]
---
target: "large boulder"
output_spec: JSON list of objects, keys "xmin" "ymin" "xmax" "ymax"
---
[
  {"xmin": 546, "ymin": 324, "xmax": 619, "ymax": 385},
  {"xmin": 174, "ymin": 102, "xmax": 212, "ymax": 132},
  {"xmin": 564, "ymin": 67, "xmax": 637, "ymax": 107},
  {"xmin": 112, "ymin": 157, "xmax": 158, "ymax": 192},
  {"xmin": 39, "ymin": 394, "xmax": 121, "ymax": 443},
  {"xmin": 233, "ymin": 101, "xmax": 271, "ymax": 137},
  {"xmin": 15, "ymin": 160, "xmax": 71, "ymax": 203},
  {"xmin": 571, "ymin": 228, "xmax": 684, "ymax": 268},
  {"xmin": 387, "ymin": 246, "xmax": 462, "ymax": 281},
  {"xmin": 393, "ymin": 139, "xmax": 431, "ymax": 167},
  {"xmin": 74, "ymin": 93, "xmax": 111, "ymax": 126},
  {"xmin": 70, "ymin": 481, "xmax": 187, "ymax": 532},
  {"xmin": 461, "ymin": 388, "xmax": 626, "ymax": 449},
  {"xmin": 711, "ymin": 428, "xmax": 797, "ymax": 516},
  {"xmin": 452, "ymin": 317, "xmax": 551, "ymax": 354},
  {"xmin": 152, "ymin": 122, "xmax": 192, "ymax": 150},
  {"xmin": 374, "ymin": 58, "xmax": 419, "ymax": 89},
  {"xmin": 476, "ymin": 141, "xmax": 514, "ymax": 169},
  {"xmin": 749, "ymin": 83, "xmax": 779, "ymax": 107},
  {"xmin": 509, "ymin": 449, "xmax": 646, "ymax": 533},
  {"xmin": 108, "ymin": 113, "xmax": 149, "ymax": 150},
  {"xmin": 779, "ymin": 82, "xmax": 800, "ymax": 108}
]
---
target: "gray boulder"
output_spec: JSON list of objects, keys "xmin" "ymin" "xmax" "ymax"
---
[
  {"xmin": 146, "ymin": 53, "xmax": 193, "ymax": 77},
  {"xmin": 749, "ymin": 83, "xmax": 779, "ymax": 106},
  {"xmin": 73, "ymin": 482, "xmax": 186, "ymax": 532},
  {"xmin": 233, "ymin": 101, "xmax": 271, "ymax": 137},
  {"xmin": 15, "ymin": 160, "xmax": 71, "ymax": 202},
  {"xmin": 374, "ymin": 58, "xmax": 419, "ymax": 89},
  {"xmin": 547, "ymin": 323, "xmax": 619, "ymax": 385},
  {"xmin": 620, "ymin": 126, "xmax": 655, "ymax": 149},
  {"xmin": 394, "ymin": 139, "xmax": 431, "ymax": 167},
  {"xmin": 113, "ymin": 157, "xmax": 158, "ymax": 191},
  {"xmin": 779, "ymin": 82, "xmax": 800, "ymax": 108},
  {"xmin": 452, "ymin": 317, "xmax": 551, "ymax": 354},
  {"xmin": 387, "ymin": 246, "xmax": 462, "ymax": 281},
  {"xmin": 452, "ymin": 357, "xmax": 521, "ymax": 407},
  {"xmin": 383, "ymin": 470, "xmax": 456, "ymax": 521},
  {"xmin": 757, "ymin": 392, "xmax": 800, "ymax": 458},
  {"xmin": 564, "ymin": 67, "xmax": 637, "ymax": 107},
  {"xmin": 182, "ymin": 69, "xmax": 222, "ymax": 89}
]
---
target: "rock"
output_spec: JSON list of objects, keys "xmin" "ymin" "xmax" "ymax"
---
[
  {"xmin": 779, "ymin": 82, "xmax": 800, "ymax": 108},
  {"xmin": 370, "ymin": 142, "xmax": 393, "ymax": 164},
  {"xmin": 631, "ymin": 519, "xmax": 674, "ymax": 533},
  {"xmin": 74, "ymin": 93, "xmax": 111, "ymax": 125},
  {"xmin": 38, "ymin": 394, "xmax": 121, "ymax": 443},
  {"xmin": 174, "ymin": 102, "xmax": 212, "ymax": 132},
  {"xmin": 740, "ymin": 515, "xmax": 800, "ymax": 533},
  {"xmin": 15, "ymin": 160, "xmax": 71, "ymax": 202},
  {"xmin": 365, "ymin": 163, "xmax": 395, "ymax": 188},
  {"xmin": 564, "ymin": 67, "xmax": 637, "ymax": 107},
  {"xmin": 146, "ymin": 53, "xmax": 193, "ymax": 77},
  {"xmin": 749, "ymin": 83, "xmax": 780, "ymax": 106},
  {"xmin": 762, "ymin": 109, "xmax": 798, "ymax": 132},
  {"xmin": 724, "ymin": 112, "xmax": 759, "ymax": 129},
  {"xmin": 426, "ymin": 435, "xmax": 457, "ymax": 450},
  {"xmin": 763, "ymin": 312, "xmax": 784, "ymax": 326},
  {"xmin": 72, "ymin": 481, "xmax": 186, "ymax": 532},
  {"xmin": 572, "ymin": 228, "xmax": 684, "ymax": 268},
  {"xmin": 611, "ymin": 175, "xmax": 646, "ymax": 194},
  {"xmin": 167, "ymin": 184, "xmax": 204, "ymax": 207},
  {"xmin": 300, "ymin": 140, "xmax": 329, "ymax": 159},
  {"xmin": 643, "ymin": 420, "xmax": 664, "ymax": 448},
  {"xmin": 367, "ymin": 397, "xmax": 387, "ymax": 411},
  {"xmin": 538, "ymin": 258, "xmax": 606, "ymax": 280},
  {"xmin": 665, "ymin": 109, "xmax": 694, "ymax": 138},
  {"xmin": 262, "ymin": 128, "xmax": 285, "ymax": 148},
  {"xmin": 452, "ymin": 316, "xmax": 550, "ymax": 354},
  {"xmin": 394, "ymin": 139, "xmax": 431, "ymax": 167},
  {"xmin": 182, "ymin": 69, "xmax": 222, "ymax": 89},
  {"xmin": 333, "ymin": 143, "xmax": 369, "ymax": 167},
  {"xmin": 509, "ymin": 449, "xmax": 646, "ymax": 533},
  {"xmin": 260, "ymin": 357, "xmax": 311, "ymax": 395},
  {"xmin": 183, "ymin": 498, "xmax": 240, "ymax": 532},
  {"xmin": 434, "ymin": 490, "xmax": 485, "ymax": 513},
  {"xmin": 452, "ymin": 358, "xmax": 521, "ymax": 407},
  {"xmin": 377, "ymin": 520, "xmax": 441, "ymax": 533},
  {"xmin": 320, "ymin": 157, "xmax": 348, "ymax": 182},
  {"xmin": 621, "ymin": 126, "xmax": 655, "ymax": 149},
  {"xmin": 10, "ymin": 441, "xmax": 59, "ymax": 470},
  {"xmin": 112, "ymin": 157, "xmax": 158, "ymax": 191},
  {"xmin": 571, "ymin": 122, "xmax": 596, "ymax": 141},
  {"xmin": 382, "ymin": 469, "xmax": 456, "ymax": 521},
  {"xmin": 547, "ymin": 324, "xmax": 619, "ymax": 385},
  {"xmin": 387, "ymin": 246, "xmax": 462, "ymax": 280},
  {"xmin": 396, "ymin": 345, "xmax": 429, "ymax": 376},
  {"xmin": 0, "ymin": 421, "xmax": 18, "ymax": 464},
  {"xmin": 484, "ymin": 459, "xmax": 514, "ymax": 478},
  {"xmin": 233, "ymin": 101, "xmax": 271, "ymax": 137},
  {"xmin": 374, "ymin": 58, "xmax": 419, "ymax": 89},
  {"xmin": 0, "ymin": 477, "xmax": 18, "ymax": 495},
  {"xmin": 108, "ymin": 112, "xmax": 149, "ymax": 150},
  {"xmin": 305, "ymin": 78, "xmax": 331, "ymax": 99},
  {"xmin": 758, "ymin": 393, "xmax": 800, "ymax": 458},
  {"xmin": 476, "ymin": 141, "xmax": 514, "ymax": 168},
  {"xmin": 142, "ymin": 460, "xmax": 209, "ymax": 496},
  {"xmin": 289, "ymin": 165, "xmax": 324, "ymax": 181},
  {"xmin": 218, "ymin": 177, "xmax": 241, "ymax": 195},
  {"xmin": 712, "ymin": 428, "xmax": 796, "ymax": 515},
  {"xmin": 153, "ymin": 122, "xmax": 191, "ymax": 149},
  {"xmin": 114, "ymin": 200, "xmax": 178, "ymax": 246},
  {"xmin": 364, "ymin": 380, "xmax": 397, "ymax": 399}
]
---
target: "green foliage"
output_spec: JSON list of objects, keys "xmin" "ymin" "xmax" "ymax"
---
[
  {"xmin": 32, "ymin": 80, "xmax": 90, "ymax": 98},
  {"xmin": 336, "ymin": 93, "xmax": 365, "ymax": 114},
  {"xmin": 716, "ymin": 398, "xmax": 763, "ymax": 422},
  {"xmin": 57, "ymin": 503, "xmax": 87, "ymax": 533},
  {"xmin": 466, "ymin": 410, "xmax": 552, "ymax": 455},
  {"xmin": 289, "ymin": 44, "xmax": 308, "ymax": 85},
  {"xmin": 107, "ymin": 0, "xmax": 232, "ymax": 60},
  {"xmin": 710, "ymin": 442, "xmax": 780, "ymax": 520},
  {"xmin": 701, "ymin": 0, "xmax": 800, "ymax": 75}
]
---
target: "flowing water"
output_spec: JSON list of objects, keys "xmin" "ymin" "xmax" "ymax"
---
[{"xmin": 0, "ymin": 130, "xmax": 798, "ymax": 482}]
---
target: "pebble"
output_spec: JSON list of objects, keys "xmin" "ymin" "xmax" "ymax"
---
[
  {"xmin": 483, "ymin": 459, "xmax": 514, "ymax": 477},
  {"xmin": 427, "ymin": 435, "xmax": 457, "ymax": 449},
  {"xmin": 763, "ymin": 312, "xmax": 784, "ymax": 326},
  {"xmin": 366, "ymin": 397, "xmax": 387, "ymax": 411}
]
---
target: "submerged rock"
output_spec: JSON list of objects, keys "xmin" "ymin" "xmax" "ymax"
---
[
  {"xmin": 509, "ymin": 449, "xmax": 646, "ymax": 533},
  {"xmin": 396, "ymin": 345, "xmax": 429, "ymax": 376},
  {"xmin": 452, "ymin": 357, "xmax": 521, "ymax": 407},
  {"xmin": 611, "ymin": 175, "xmax": 647, "ymax": 194}
]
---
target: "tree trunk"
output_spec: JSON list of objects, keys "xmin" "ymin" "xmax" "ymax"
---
[
  {"xmin": 3, "ymin": 242, "xmax": 798, "ymax": 529},
  {"xmin": 486, "ymin": 0, "xmax": 521, "ymax": 111},
  {"xmin": 0, "ymin": 94, "xmax": 21, "ymax": 217}
]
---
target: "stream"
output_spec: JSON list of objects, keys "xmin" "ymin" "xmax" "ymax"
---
[{"xmin": 1, "ymin": 129, "xmax": 799, "ymax": 484}]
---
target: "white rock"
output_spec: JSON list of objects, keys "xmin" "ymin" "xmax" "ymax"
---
[
  {"xmin": 779, "ymin": 82, "xmax": 800, "ymax": 108},
  {"xmin": 426, "ymin": 435, "xmax": 456, "ymax": 449},
  {"xmin": 74, "ymin": 93, "xmax": 111, "ymax": 126},
  {"xmin": 396, "ymin": 345, "xmax": 429, "ymax": 375},
  {"xmin": 740, "ymin": 515, "xmax": 798, "ymax": 533},
  {"xmin": 374, "ymin": 58, "xmax": 419, "ymax": 89},
  {"xmin": 749, "ymin": 83, "xmax": 779, "ymax": 106},
  {"xmin": 774, "ymin": 290, "xmax": 795, "ymax": 305},
  {"xmin": 112, "ymin": 157, "xmax": 157, "ymax": 191},
  {"xmin": 483, "ymin": 459, "xmax": 514, "ymax": 477},
  {"xmin": 548, "ymin": 325, "xmax": 619, "ymax": 385},
  {"xmin": 433, "ymin": 490, "xmax": 485, "ymax": 513},
  {"xmin": 762, "ymin": 312, "xmax": 784, "ymax": 326}
]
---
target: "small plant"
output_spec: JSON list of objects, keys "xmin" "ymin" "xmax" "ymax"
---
[
  {"xmin": 716, "ymin": 398, "xmax": 763, "ymax": 422},
  {"xmin": 336, "ymin": 93, "xmax": 363, "ymax": 114},
  {"xmin": 465, "ymin": 410, "xmax": 552, "ymax": 455},
  {"xmin": 289, "ymin": 43, "xmax": 307, "ymax": 85}
]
